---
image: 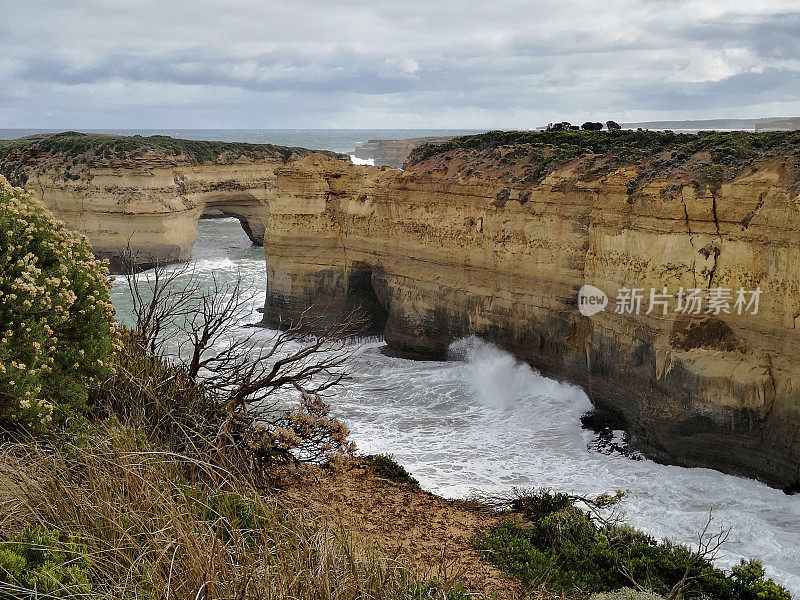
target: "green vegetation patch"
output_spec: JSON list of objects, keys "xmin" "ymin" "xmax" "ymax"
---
[
  {"xmin": 364, "ymin": 454, "xmax": 420, "ymax": 487},
  {"xmin": 0, "ymin": 524, "xmax": 92, "ymax": 598},
  {"xmin": 409, "ymin": 129, "xmax": 800, "ymax": 165},
  {"xmin": 0, "ymin": 131, "xmax": 344, "ymax": 179},
  {"xmin": 474, "ymin": 490, "xmax": 791, "ymax": 599},
  {"xmin": 0, "ymin": 178, "xmax": 116, "ymax": 432},
  {"xmin": 407, "ymin": 129, "xmax": 800, "ymax": 186}
]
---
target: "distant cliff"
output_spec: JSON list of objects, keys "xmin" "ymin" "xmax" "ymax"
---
[
  {"xmin": 5, "ymin": 130, "xmax": 800, "ymax": 490},
  {"xmin": 755, "ymin": 118, "xmax": 800, "ymax": 132},
  {"xmin": 620, "ymin": 117, "xmax": 800, "ymax": 131},
  {"xmin": 0, "ymin": 132, "xmax": 342, "ymax": 269},
  {"xmin": 350, "ymin": 136, "xmax": 456, "ymax": 168}
]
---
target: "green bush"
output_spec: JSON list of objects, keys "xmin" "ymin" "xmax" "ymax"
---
[
  {"xmin": 0, "ymin": 177, "xmax": 117, "ymax": 432},
  {"xmin": 590, "ymin": 590, "xmax": 663, "ymax": 600},
  {"xmin": 474, "ymin": 491, "xmax": 791, "ymax": 599},
  {"xmin": 0, "ymin": 524, "xmax": 91, "ymax": 597},
  {"xmin": 365, "ymin": 454, "xmax": 419, "ymax": 487}
]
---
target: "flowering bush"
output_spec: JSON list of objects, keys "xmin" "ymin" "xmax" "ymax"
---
[
  {"xmin": 267, "ymin": 387, "xmax": 356, "ymax": 463},
  {"xmin": 0, "ymin": 177, "xmax": 116, "ymax": 432}
]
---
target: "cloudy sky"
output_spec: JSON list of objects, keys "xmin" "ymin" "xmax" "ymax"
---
[{"xmin": 2, "ymin": 0, "xmax": 799, "ymax": 128}]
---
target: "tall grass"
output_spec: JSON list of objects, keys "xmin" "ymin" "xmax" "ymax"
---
[
  {"xmin": 0, "ymin": 335, "xmax": 468, "ymax": 599},
  {"xmin": 0, "ymin": 423, "xmax": 458, "ymax": 599}
]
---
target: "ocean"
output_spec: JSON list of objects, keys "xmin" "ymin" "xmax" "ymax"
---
[{"xmin": 20, "ymin": 127, "xmax": 797, "ymax": 594}]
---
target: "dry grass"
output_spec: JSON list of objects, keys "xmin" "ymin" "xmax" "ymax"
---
[{"xmin": 0, "ymin": 423, "xmax": 466, "ymax": 599}]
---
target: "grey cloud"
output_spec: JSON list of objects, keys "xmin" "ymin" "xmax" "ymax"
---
[
  {"xmin": 17, "ymin": 50, "xmax": 432, "ymax": 94},
  {"xmin": 679, "ymin": 12, "xmax": 800, "ymax": 58},
  {"xmin": 628, "ymin": 68, "xmax": 800, "ymax": 111},
  {"xmin": 2, "ymin": 0, "xmax": 800, "ymax": 128}
]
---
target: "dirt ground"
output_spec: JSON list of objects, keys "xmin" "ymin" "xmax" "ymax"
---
[{"xmin": 284, "ymin": 460, "xmax": 530, "ymax": 599}]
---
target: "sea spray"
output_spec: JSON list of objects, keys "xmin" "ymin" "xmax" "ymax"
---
[{"xmin": 448, "ymin": 336, "xmax": 592, "ymax": 414}]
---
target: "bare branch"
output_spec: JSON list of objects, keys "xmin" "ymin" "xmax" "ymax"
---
[{"xmin": 122, "ymin": 265, "xmax": 366, "ymax": 471}]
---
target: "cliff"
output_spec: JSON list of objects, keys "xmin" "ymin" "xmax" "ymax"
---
[
  {"xmin": 0, "ymin": 132, "xmax": 343, "ymax": 270},
  {"xmin": 5, "ymin": 130, "xmax": 800, "ymax": 490},
  {"xmin": 264, "ymin": 130, "xmax": 800, "ymax": 490}
]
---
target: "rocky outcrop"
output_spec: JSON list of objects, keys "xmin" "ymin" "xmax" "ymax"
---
[
  {"xmin": 0, "ymin": 133, "xmax": 338, "ymax": 271},
  {"xmin": 27, "ymin": 158, "xmax": 282, "ymax": 270},
  {"xmin": 263, "ymin": 146, "xmax": 800, "ymax": 490},
  {"xmin": 351, "ymin": 137, "xmax": 456, "ymax": 168}
]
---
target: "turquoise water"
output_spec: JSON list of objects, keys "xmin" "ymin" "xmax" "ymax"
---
[{"xmin": 111, "ymin": 217, "xmax": 800, "ymax": 594}]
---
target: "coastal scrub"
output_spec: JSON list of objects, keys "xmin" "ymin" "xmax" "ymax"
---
[
  {"xmin": 475, "ymin": 489, "xmax": 791, "ymax": 599},
  {"xmin": 0, "ymin": 177, "xmax": 116, "ymax": 431}
]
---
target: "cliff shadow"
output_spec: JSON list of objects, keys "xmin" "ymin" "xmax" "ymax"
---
[
  {"xmin": 347, "ymin": 261, "xmax": 389, "ymax": 335},
  {"xmin": 201, "ymin": 193, "xmax": 267, "ymax": 246}
]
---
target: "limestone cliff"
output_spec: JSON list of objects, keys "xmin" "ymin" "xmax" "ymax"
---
[
  {"xmin": 0, "ymin": 132, "xmax": 341, "ymax": 270},
  {"xmin": 264, "ymin": 132, "xmax": 800, "ymax": 490},
  {"xmin": 5, "ymin": 130, "xmax": 800, "ymax": 489}
]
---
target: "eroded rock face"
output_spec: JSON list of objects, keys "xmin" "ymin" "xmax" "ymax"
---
[
  {"xmin": 264, "ymin": 152, "xmax": 800, "ymax": 489},
  {"xmin": 19, "ymin": 156, "xmax": 283, "ymax": 271},
  {"xmin": 0, "ymin": 134, "xmax": 335, "ymax": 272}
]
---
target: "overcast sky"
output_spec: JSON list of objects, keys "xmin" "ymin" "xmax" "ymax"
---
[{"xmin": 2, "ymin": 0, "xmax": 799, "ymax": 129}]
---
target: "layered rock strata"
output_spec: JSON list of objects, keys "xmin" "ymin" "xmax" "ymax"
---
[
  {"xmin": 0, "ymin": 133, "xmax": 334, "ymax": 270},
  {"xmin": 264, "ymin": 149, "xmax": 800, "ymax": 490}
]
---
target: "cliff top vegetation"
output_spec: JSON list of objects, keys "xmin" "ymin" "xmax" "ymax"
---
[
  {"xmin": 407, "ymin": 129, "xmax": 800, "ymax": 188},
  {"xmin": 0, "ymin": 131, "xmax": 344, "ymax": 166},
  {"xmin": 409, "ymin": 129, "xmax": 800, "ymax": 165}
]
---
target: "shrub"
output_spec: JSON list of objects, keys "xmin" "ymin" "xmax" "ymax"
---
[
  {"xmin": 474, "ymin": 490, "xmax": 791, "ymax": 599},
  {"xmin": 582, "ymin": 121, "xmax": 605, "ymax": 131},
  {"xmin": 95, "ymin": 324, "xmax": 357, "ymax": 481},
  {"xmin": 106, "ymin": 263, "xmax": 364, "ymax": 477},
  {"xmin": 365, "ymin": 454, "xmax": 420, "ymax": 487},
  {"xmin": 591, "ymin": 590, "xmax": 663, "ymax": 600},
  {"xmin": 0, "ymin": 178, "xmax": 117, "ymax": 432},
  {"xmin": 0, "ymin": 524, "xmax": 91, "ymax": 597}
]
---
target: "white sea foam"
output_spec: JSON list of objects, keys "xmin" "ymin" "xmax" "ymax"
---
[
  {"xmin": 349, "ymin": 154, "xmax": 375, "ymax": 166},
  {"xmin": 335, "ymin": 337, "xmax": 800, "ymax": 593},
  {"xmin": 192, "ymin": 257, "xmax": 237, "ymax": 272}
]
